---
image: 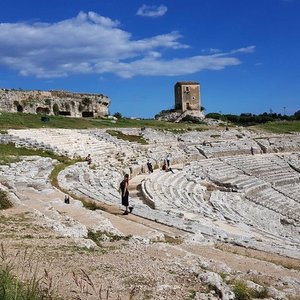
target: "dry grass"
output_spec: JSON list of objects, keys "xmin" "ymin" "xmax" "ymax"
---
[{"xmin": 215, "ymin": 242, "xmax": 300, "ymax": 271}]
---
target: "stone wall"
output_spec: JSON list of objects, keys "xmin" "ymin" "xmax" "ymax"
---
[{"xmin": 0, "ymin": 89, "xmax": 110, "ymax": 118}]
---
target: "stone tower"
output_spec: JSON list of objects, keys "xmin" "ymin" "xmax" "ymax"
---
[{"xmin": 174, "ymin": 82, "xmax": 200, "ymax": 112}]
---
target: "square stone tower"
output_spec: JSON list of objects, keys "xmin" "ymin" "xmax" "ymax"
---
[{"xmin": 174, "ymin": 82, "xmax": 200, "ymax": 112}]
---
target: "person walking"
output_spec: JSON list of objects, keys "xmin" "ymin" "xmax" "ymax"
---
[{"xmin": 120, "ymin": 174, "xmax": 133, "ymax": 215}]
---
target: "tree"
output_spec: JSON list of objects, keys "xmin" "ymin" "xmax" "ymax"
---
[
  {"xmin": 113, "ymin": 112, "xmax": 122, "ymax": 119},
  {"xmin": 294, "ymin": 110, "xmax": 300, "ymax": 120}
]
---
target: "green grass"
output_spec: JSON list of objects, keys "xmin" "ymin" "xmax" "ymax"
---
[
  {"xmin": 0, "ymin": 143, "xmax": 60, "ymax": 159},
  {"xmin": 0, "ymin": 143, "xmax": 81, "ymax": 192},
  {"xmin": 232, "ymin": 280, "xmax": 269, "ymax": 300},
  {"xmin": 107, "ymin": 129, "xmax": 148, "ymax": 144},
  {"xmin": 0, "ymin": 143, "xmax": 80, "ymax": 164},
  {"xmin": 0, "ymin": 243, "xmax": 58, "ymax": 300},
  {"xmin": 232, "ymin": 281, "xmax": 251, "ymax": 300},
  {"xmin": 255, "ymin": 120, "xmax": 300, "ymax": 133},
  {"xmin": 0, "ymin": 268, "xmax": 44, "ymax": 300},
  {"xmin": 2, "ymin": 111, "xmax": 300, "ymax": 134},
  {"xmin": 0, "ymin": 111, "xmax": 209, "ymax": 131}
]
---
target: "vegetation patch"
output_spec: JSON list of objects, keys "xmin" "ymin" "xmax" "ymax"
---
[
  {"xmin": 232, "ymin": 280, "xmax": 269, "ymax": 300},
  {"xmin": 255, "ymin": 121, "xmax": 300, "ymax": 133},
  {"xmin": 0, "ymin": 155, "xmax": 21, "ymax": 165},
  {"xmin": 0, "ymin": 143, "xmax": 81, "ymax": 195},
  {"xmin": 50, "ymin": 158, "xmax": 81, "ymax": 189},
  {"xmin": 0, "ymin": 243, "xmax": 58, "ymax": 300},
  {"xmin": 207, "ymin": 111, "xmax": 300, "ymax": 127},
  {"xmin": 81, "ymin": 200, "xmax": 100, "ymax": 211},
  {"xmin": 232, "ymin": 280, "xmax": 251, "ymax": 300},
  {"xmin": 0, "ymin": 111, "xmax": 209, "ymax": 131},
  {"xmin": 87, "ymin": 230, "xmax": 131, "ymax": 248},
  {"xmin": 0, "ymin": 190, "xmax": 12, "ymax": 210},
  {"xmin": 215, "ymin": 242, "xmax": 300, "ymax": 271},
  {"xmin": 107, "ymin": 129, "xmax": 148, "ymax": 144}
]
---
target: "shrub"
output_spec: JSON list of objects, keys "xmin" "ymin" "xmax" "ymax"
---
[
  {"xmin": 52, "ymin": 103, "xmax": 59, "ymax": 115},
  {"xmin": 233, "ymin": 281, "xmax": 251, "ymax": 300},
  {"xmin": 45, "ymin": 98, "xmax": 51, "ymax": 106},
  {"xmin": 113, "ymin": 112, "xmax": 122, "ymax": 119},
  {"xmin": 82, "ymin": 97, "xmax": 91, "ymax": 106},
  {"xmin": 181, "ymin": 115, "xmax": 205, "ymax": 124},
  {"xmin": 0, "ymin": 190, "xmax": 12, "ymax": 210}
]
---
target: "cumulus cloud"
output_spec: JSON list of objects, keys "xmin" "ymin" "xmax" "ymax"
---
[
  {"xmin": 136, "ymin": 4, "xmax": 168, "ymax": 17},
  {"xmin": 0, "ymin": 12, "xmax": 254, "ymax": 78}
]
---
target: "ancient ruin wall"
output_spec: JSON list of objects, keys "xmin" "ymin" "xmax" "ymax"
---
[{"xmin": 0, "ymin": 89, "xmax": 110, "ymax": 118}]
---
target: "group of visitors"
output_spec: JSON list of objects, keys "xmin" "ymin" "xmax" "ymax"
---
[
  {"xmin": 120, "ymin": 154, "xmax": 174, "ymax": 215},
  {"xmin": 82, "ymin": 152, "xmax": 174, "ymax": 216},
  {"xmin": 161, "ymin": 154, "xmax": 174, "ymax": 173}
]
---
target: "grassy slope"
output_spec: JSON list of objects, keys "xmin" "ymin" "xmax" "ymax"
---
[
  {"xmin": 0, "ymin": 112, "xmax": 208, "ymax": 131},
  {"xmin": 1, "ymin": 111, "xmax": 300, "ymax": 133},
  {"xmin": 254, "ymin": 120, "xmax": 300, "ymax": 134}
]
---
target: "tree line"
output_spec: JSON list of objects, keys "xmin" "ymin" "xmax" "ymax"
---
[{"xmin": 206, "ymin": 110, "xmax": 300, "ymax": 126}]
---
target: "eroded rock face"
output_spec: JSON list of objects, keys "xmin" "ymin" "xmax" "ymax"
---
[{"xmin": 0, "ymin": 88, "xmax": 110, "ymax": 118}]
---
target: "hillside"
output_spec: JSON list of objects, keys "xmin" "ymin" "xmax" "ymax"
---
[{"xmin": 0, "ymin": 115, "xmax": 300, "ymax": 299}]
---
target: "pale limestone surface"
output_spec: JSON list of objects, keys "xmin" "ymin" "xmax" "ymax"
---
[{"xmin": 1, "ymin": 127, "xmax": 300, "ymax": 299}]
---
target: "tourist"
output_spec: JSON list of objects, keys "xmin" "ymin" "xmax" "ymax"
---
[
  {"xmin": 166, "ymin": 154, "xmax": 171, "ymax": 167},
  {"xmin": 251, "ymin": 147, "xmax": 254, "ymax": 155},
  {"xmin": 120, "ymin": 174, "xmax": 133, "ymax": 215},
  {"xmin": 147, "ymin": 160, "xmax": 153, "ymax": 173},
  {"xmin": 64, "ymin": 195, "xmax": 70, "ymax": 204},
  {"xmin": 85, "ymin": 154, "xmax": 92, "ymax": 165},
  {"xmin": 162, "ymin": 160, "xmax": 167, "ymax": 171},
  {"xmin": 162, "ymin": 160, "xmax": 174, "ymax": 173}
]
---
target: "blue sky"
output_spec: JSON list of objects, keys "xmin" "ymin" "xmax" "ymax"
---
[{"xmin": 0, "ymin": 0, "xmax": 299, "ymax": 118}]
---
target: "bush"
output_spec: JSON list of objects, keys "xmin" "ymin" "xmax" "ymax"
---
[
  {"xmin": 52, "ymin": 103, "xmax": 59, "ymax": 115},
  {"xmin": 0, "ymin": 190, "xmax": 12, "ymax": 210},
  {"xmin": 113, "ymin": 112, "xmax": 122, "ymax": 119},
  {"xmin": 181, "ymin": 115, "xmax": 205, "ymax": 124},
  {"xmin": 82, "ymin": 97, "xmax": 91, "ymax": 106},
  {"xmin": 233, "ymin": 281, "xmax": 251, "ymax": 300}
]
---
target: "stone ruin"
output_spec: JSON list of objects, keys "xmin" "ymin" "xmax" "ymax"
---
[{"xmin": 0, "ymin": 88, "xmax": 110, "ymax": 118}]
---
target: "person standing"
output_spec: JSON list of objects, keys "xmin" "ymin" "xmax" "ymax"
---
[
  {"xmin": 120, "ymin": 174, "xmax": 133, "ymax": 215},
  {"xmin": 147, "ymin": 160, "xmax": 153, "ymax": 173},
  {"xmin": 85, "ymin": 154, "xmax": 92, "ymax": 165},
  {"xmin": 166, "ymin": 154, "xmax": 171, "ymax": 167}
]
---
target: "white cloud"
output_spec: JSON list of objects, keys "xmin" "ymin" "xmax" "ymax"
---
[
  {"xmin": 136, "ymin": 4, "xmax": 168, "ymax": 17},
  {"xmin": 0, "ymin": 12, "xmax": 255, "ymax": 78}
]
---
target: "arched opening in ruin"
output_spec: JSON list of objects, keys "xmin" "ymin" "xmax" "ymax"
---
[
  {"xmin": 82, "ymin": 111, "xmax": 94, "ymax": 118},
  {"xmin": 36, "ymin": 107, "xmax": 50, "ymax": 114},
  {"xmin": 17, "ymin": 105, "xmax": 23, "ymax": 113},
  {"xmin": 59, "ymin": 111, "xmax": 71, "ymax": 116}
]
